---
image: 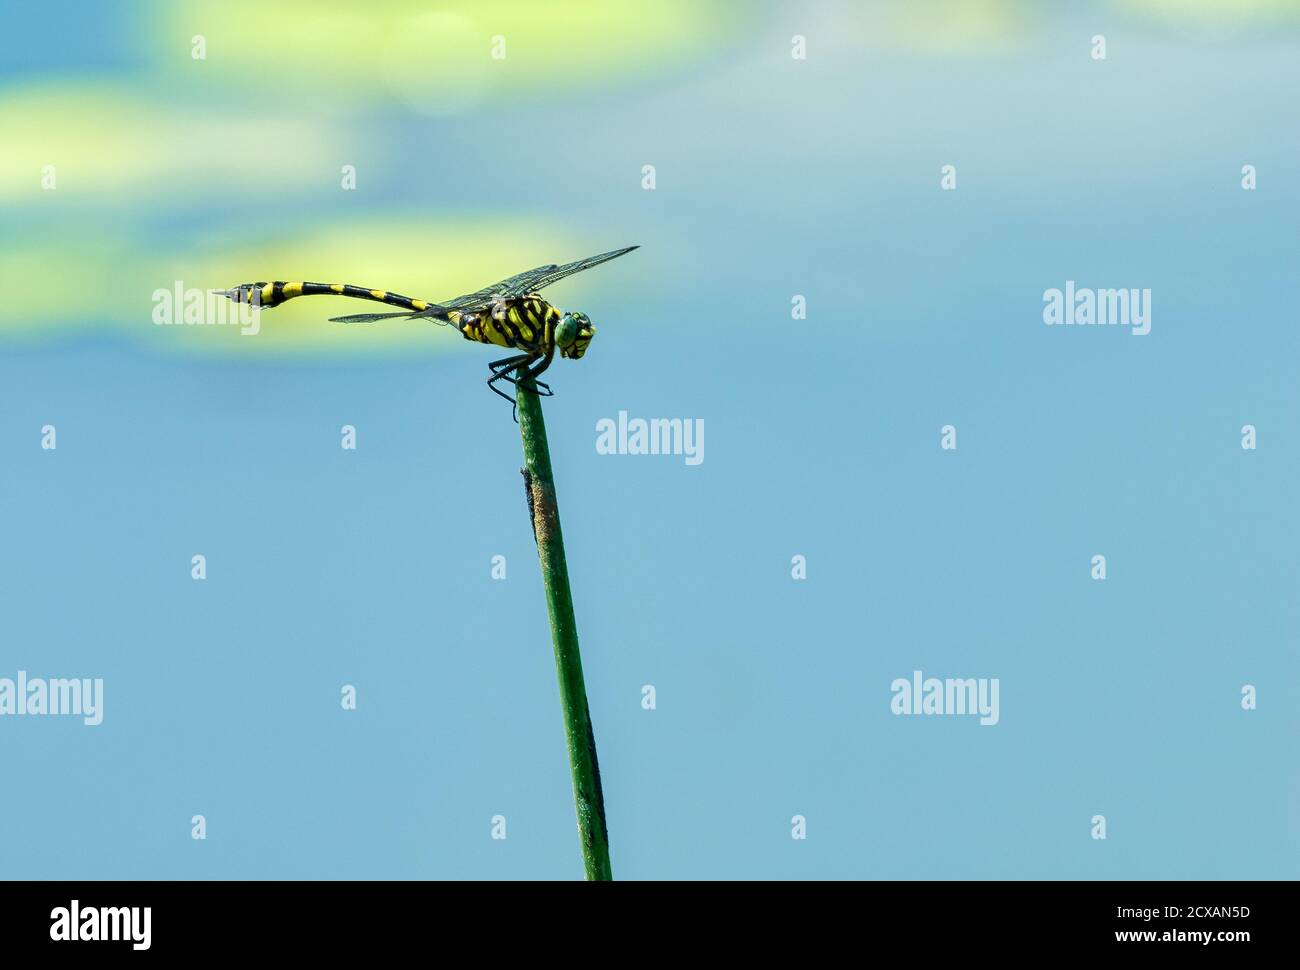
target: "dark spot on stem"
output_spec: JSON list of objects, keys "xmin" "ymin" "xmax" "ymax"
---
[{"xmin": 521, "ymin": 468, "xmax": 539, "ymax": 545}]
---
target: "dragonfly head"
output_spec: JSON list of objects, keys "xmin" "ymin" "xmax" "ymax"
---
[{"xmin": 556, "ymin": 311, "xmax": 595, "ymax": 359}]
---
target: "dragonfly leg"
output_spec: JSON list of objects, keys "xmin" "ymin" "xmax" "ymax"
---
[
  {"xmin": 486, "ymin": 354, "xmax": 537, "ymax": 421},
  {"xmin": 504, "ymin": 378, "xmax": 553, "ymax": 397},
  {"xmin": 488, "ymin": 354, "xmax": 532, "ymax": 372},
  {"xmin": 489, "ymin": 354, "xmax": 554, "ymax": 395},
  {"xmin": 516, "ymin": 347, "xmax": 556, "ymax": 397}
]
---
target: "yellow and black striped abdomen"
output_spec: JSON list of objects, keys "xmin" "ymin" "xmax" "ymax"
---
[
  {"xmin": 235, "ymin": 281, "xmax": 435, "ymax": 313},
  {"xmin": 451, "ymin": 295, "xmax": 559, "ymax": 354}
]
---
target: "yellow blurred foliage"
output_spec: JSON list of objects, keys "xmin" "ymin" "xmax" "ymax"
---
[{"xmin": 155, "ymin": 0, "xmax": 737, "ymax": 111}]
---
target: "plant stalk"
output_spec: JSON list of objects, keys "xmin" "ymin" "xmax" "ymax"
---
[{"xmin": 516, "ymin": 372, "xmax": 612, "ymax": 881}]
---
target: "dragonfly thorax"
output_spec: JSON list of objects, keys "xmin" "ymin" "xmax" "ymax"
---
[{"xmin": 451, "ymin": 295, "xmax": 593, "ymax": 360}]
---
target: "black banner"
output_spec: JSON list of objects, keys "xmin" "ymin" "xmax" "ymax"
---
[{"xmin": 0, "ymin": 880, "xmax": 1281, "ymax": 955}]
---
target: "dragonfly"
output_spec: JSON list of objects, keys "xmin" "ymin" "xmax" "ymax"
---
[{"xmin": 216, "ymin": 245, "xmax": 638, "ymax": 414}]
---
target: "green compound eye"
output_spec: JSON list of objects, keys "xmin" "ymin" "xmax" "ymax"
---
[{"xmin": 555, "ymin": 313, "xmax": 579, "ymax": 348}]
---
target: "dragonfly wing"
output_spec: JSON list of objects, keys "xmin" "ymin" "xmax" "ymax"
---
[
  {"xmin": 434, "ymin": 286, "xmax": 508, "ymax": 313},
  {"xmin": 494, "ymin": 263, "xmax": 560, "ymax": 299},
  {"xmin": 331, "ymin": 305, "xmax": 452, "ymax": 324},
  {"xmin": 501, "ymin": 246, "xmax": 638, "ymax": 297},
  {"xmin": 433, "ymin": 263, "xmax": 562, "ymax": 309},
  {"xmin": 330, "ymin": 310, "xmax": 419, "ymax": 324},
  {"xmin": 435, "ymin": 246, "xmax": 640, "ymax": 307}
]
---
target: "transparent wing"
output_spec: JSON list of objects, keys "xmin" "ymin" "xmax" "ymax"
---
[
  {"xmin": 330, "ymin": 307, "xmax": 452, "ymax": 324},
  {"xmin": 433, "ymin": 286, "xmax": 506, "ymax": 313},
  {"xmin": 498, "ymin": 246, "xmax": 639, "ymax": 298},
  {"xmin": 330, "ymin": 310, "xmax": 418, "ymax": 324},
  {"xmin": 434, "ymin": 246, "xmax": 639, "ymax": 307}
]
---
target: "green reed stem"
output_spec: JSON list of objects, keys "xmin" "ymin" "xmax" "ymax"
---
[{"xmin": 515, "ymin": 371, "xmax": 612, "ymax": 881}]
